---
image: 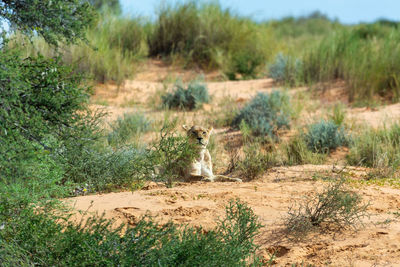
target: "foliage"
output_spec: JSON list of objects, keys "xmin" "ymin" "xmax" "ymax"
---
[
  {"xmin": 162, "ymin": 80, "xmax": 210, "ymax": 110},
  {"xmin": 329, "ymin": 103, "xmax": 346, "ymax": 126},
  {"xmin": 14, "ymin": 11, "xmax": 147, "ymax": 85},
  {"xmin": 0, "ymin": 0, "xmax": 95, "ymax": 45},
  {"xmin": 0, "ymin": 48, "xmax": 98, "ymax": 181},
  {"xmin": 232, "ymin": 91, "xmax": 291, "ymax": 138},
  {"xmin": 283, "ymin": 135, "xmax": 325, "ymax": 165},
  {"xmin": 237, "ymin": 143, "xmax": 279, "ymax": 180},
  {"xmin": 108, "ymin": 113, "xmax": 151, "ymax": 147},
  {"xmin": 347, "ymin": 123, "xmax": 400, "ymax": 171},
  {"xmin": 226, "ymin": 46, "xmax": 265, "ymax": 79},
  {"xmin": 268, "ymin": 52, "xmax": 302, "ymax": 85},
  {"xmin": 148, "ymin": 1, "xmax": 270, "ymax": 70},
  {"xmin": 304, "ymin": 120, "xmax": 348, "ymax": 153},
  {"xmin": 150, "ymin": 124, "xmax": 198, "ymax": 187},
  {"xmin": 0, "ymin": 198, "xmax": 262, "ymax": 266},
  {"xmin": 209, "ymin": 96, "xmax": 240, "ymax": 127},
  {"xmin": 89, "ymin": 0, "xmax": 121, "ymax": 14},
  {"xmin": 300, "ymin": 27, "xmax": 400, "ymax": 102},
  {"xmin": 285, "ymin": 180, "xmax": 369, "ymax": 239},
  {"xmin": 60, "ymin": 144, "xmax": 153, "ymax": 192}
]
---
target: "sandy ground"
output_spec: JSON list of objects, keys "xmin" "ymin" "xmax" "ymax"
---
[
  {"xmin": 66, "ymin": 166, "xmax": 400, "ymax": 266},
  {"xmin": 69, "ymin": 62, "xmax": 400, "ymax": 266}
]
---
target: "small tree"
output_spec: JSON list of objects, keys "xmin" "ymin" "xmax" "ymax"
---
[{"xmin": 0, "ymin": 0, "xmax": 95, "ymax": 45}]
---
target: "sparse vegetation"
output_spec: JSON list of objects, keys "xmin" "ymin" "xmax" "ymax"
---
[
  {"xmin": 347, "ymin": 123, "xmax": 400, "ymax": 172},
  {"xmin": 268, "ymin": 53, "xmax": 302, "ymax": 85},
  {"xmin": 162, "ymin": 79, "xmax": 210, "ymax": 110},
  {"xmin": 283, "ymin": 135, "xmax": 325, "ymax": 165},
  {"xmin": 329, "ymin": 103, "xmax": 346, "ymax": 126},
  {"xmin": 232, "ymin": 91, "xmax": 291, "ymax": 138},
  {"xmin": 236, "ymin": 143, "xmax": 279, "ymax": 180},
  {"xmin": 304, "ymin": 120, "xmax": 348, "ymax": 153},
  {"xmin": 107, "ymin": 113, "xmax": 151, "ymax": 147},
  {"xmin": 285, "ymin": 180, "xmax": 369, "ymax": 239}
]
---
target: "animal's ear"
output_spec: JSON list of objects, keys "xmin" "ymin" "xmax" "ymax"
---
[
  {"xmin": 208, "ymin": 127, "xmax": 214, "ymax": 134},
  {"xmin": 182, "ymin": 125, "xmax": 190, "ymax": 131}
]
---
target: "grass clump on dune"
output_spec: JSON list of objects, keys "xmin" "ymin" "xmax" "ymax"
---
[
  {"xmin": 162, "ymin": 79, "xmax": 210, "ymax": 110},
  {"xmin": 232, "ymin": 91, "xmax": 291, "ymax": 139},
  {"xmin": 347, "ymin": 123, "xmax": 400, "ymax": 172},
  {"xmin": 285, "ymin": 180, "xmax": 369, "ymax": 239},
  {"xmin": 300, "ymin": 26, "xmax": 400, "ymax": 102},
  {"xmin": 304, "ymin": 120, "xmax": 348, "ymax": 153},
  {"xmin": 107, "ymin": 113, "xmax": 151, "ymax": 147},
  {"xmin": 148, "ymin": 1, "xmax": 271, "ymax": 78}
]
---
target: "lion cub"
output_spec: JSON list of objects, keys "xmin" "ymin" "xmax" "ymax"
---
[{"xmin": 182, "ymin": 125, "xmax": 242, "ymax": 182}]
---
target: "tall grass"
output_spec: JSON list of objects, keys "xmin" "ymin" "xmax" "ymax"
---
[
  {"xmin": 300, "ymin": 25, "xmax": 400, "ymax": 101},
  {"xmin": 12, "ymin": 3, "xmax": 400, "ymax": 101},
  {"xmin": 347, "ymin": 123, "xmax": 400, "ymax": 171},
  {"xmin": 12, "ymin": 12, "xmax": 148, "ymax": 85},
  {"xmin": 148, "ymin": 1, "xmax": 273, "ymax": 77}
]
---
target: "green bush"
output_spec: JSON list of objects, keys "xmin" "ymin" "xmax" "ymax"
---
[
  {"xmin": 285, "ymin": 180, "xmax": 369, "ymax": 239},
  {"xmin": 150, "ymin": 125, "xmax": 198, "ymax": 187},
  {"xmin": 347, "ymin": 124, "xmax": 400, "ymax": 170},
  {"xmin": 268, "ymin": 52, "xmax": 302, "ymax": 85},
  {"xmin": 0, "ymin": 199, "xmax": 262, "ymax": 266},
  {"xmin": 108, "ymin": 113, "xmax": 151, "ymax": 147},
  {"xmin": 304, "ymin": 120, "xmax": 348, "ymax": 153},
  {"xmin": 60, "ymin": 144, "xmax": 153, "ymax": 192},
  {"xmin": 13, "ymin": 12, "xmax": 147, "ymax": 85},
  {"xmin": 283, "ymin": 135, "xmax": 325, "ymax": 165},
  {"xmin": 148, "ymin": 1, "xmax": 269, "ymax": 70},
  {"xmin": 227, "ymin": 46, "xmax": 265, "ymax": 79},
  {"xmin": 329, "ymin": 103, "xmax": 346, "ymax": 126},
  {"xmin": 232, "ymin": 91, "xmax": 291, "ymax": 138},
  {"xmin": 162, "ymin": 80, "xmax": 210, "ymax": 110},
  {"xmin": 237, "ymin": 143, "xmax": 279, "ymax": 180},
  {"xmin": 0, "ymin": 48, "xmax": 99, "ymax": 183},
  {"xmin": 300, "ymin": 27, "xmax": 400, "ymax": 102}
]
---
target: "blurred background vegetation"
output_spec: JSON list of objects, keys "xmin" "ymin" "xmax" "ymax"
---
[{"xmin": 9, "ymin": 0, "xmax": 400, "ymax": 103}]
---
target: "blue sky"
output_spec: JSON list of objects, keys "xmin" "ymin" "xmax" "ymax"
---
[{"xmin": 120, "ymin": 0, "xmax": 398, "ymax": 24}]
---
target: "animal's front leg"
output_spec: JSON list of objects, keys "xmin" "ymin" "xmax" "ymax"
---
[
  {"xmin": 189, "ymin": 161, "xmax": 202, "ymax": 176},
  {"xmin": 201, "ymin": 150, "xmax": 215, "ymax": 182}
]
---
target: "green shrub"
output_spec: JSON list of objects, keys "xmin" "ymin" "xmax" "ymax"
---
[
  {"xmin": 232, "ymin": 91, "xmax": 291, "ymax": 138},
  {"xmin": 13, "ymin": 12, "xmax": 147, "ymax": 85},
  {"xmin": 0, "ymin": 199, "xmax": 262, "ymax": 266},
  {"xmin": 300, "ymin": 27, "xmax": 400, "ymax": 102},
  {"xmin": 285, "ymin": 180, "xmax": 369, "ymax": 239},
  {"xmin": 0, "ymin": 48, "xmax": 100, "ymax": 183},
  {"xmin": 148, "ymin": 1, "xmax": 269, "ymax": 70},
  {"xmin": 237, "ymin": 143, "xmax": 279, "ymax": 180},
  {"xmin": 268, "ymin": 52, "xmax": 302, "ymax": 85},
  {"xmin": 162, "ymin": 80, "xmax": 210, "ymax": 110},
  {"xmin": 60, "ymin": 144, "xmax": 153, "ymax": 191},
  {"xmin": 329, "ymin": 103, "xmax": 346, "ymax": 126},
  {"xmin": 283, "ymin": 135, "xmax": 325, "ymax": 165},
  {"xmin": 304, "ymin": 120, "xmax": 348, "ymax": 153},
  {"xmin": 108, "ymin": 113, "xmax": 151, "ymax": 147},
  {"xmin": 227, "ymin": 47, "xmax": 265, "ymax": 79},
  {"xmin": 150, "ymin": 125, "xmax": 198, "ymax": 187},
  {"xmin": 347, "ymin": 124, "xmax": 400, "ymax": 170}
]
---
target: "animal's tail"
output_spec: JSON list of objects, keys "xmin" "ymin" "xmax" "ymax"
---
[{"xmin": 214, "ymin": 175, "xmax": 242, "ymax": 182}]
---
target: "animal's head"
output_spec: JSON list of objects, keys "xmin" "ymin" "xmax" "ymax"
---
[{"xmin": 182, "ymin": 125, "xmax": 213, "ymax": 148}]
